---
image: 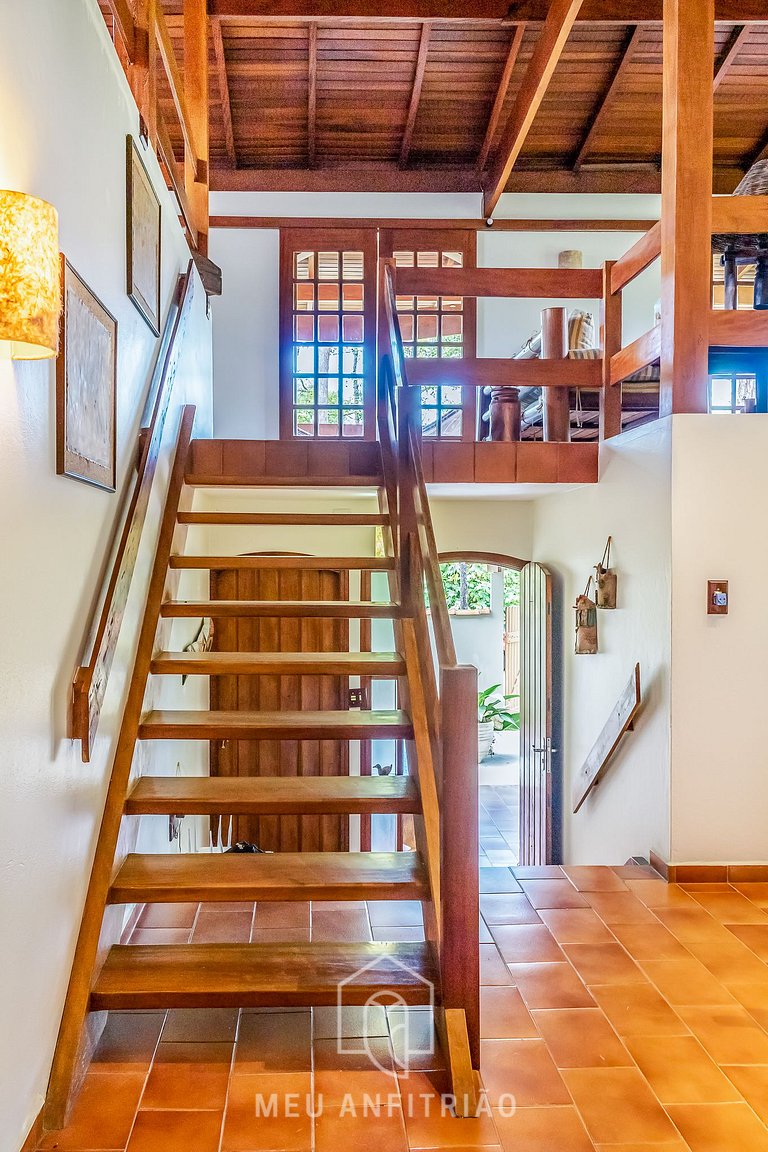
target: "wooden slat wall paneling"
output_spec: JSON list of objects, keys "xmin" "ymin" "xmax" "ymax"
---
[
  {"xmin": 380, "ymin": 228, "xmax": 477, "ymax": 443},
  {"xmin": 279, "ymin": 226, "xmax": 378, "ymax": 441},
  {"xmin": 207, "ymin": 2, "xmax": 768, "ymax": 18},
  {"xmin": 659, "ymin": 0, "xmax": 714, "ymax": 416}
]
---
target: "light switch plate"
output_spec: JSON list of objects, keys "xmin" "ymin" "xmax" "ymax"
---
[{"xmin": 708, "ymin": 580, "xmax": 729, "ymax": 615}]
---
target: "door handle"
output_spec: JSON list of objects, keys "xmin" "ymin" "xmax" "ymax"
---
[{"xmin": 532, "ymin": 744, "xmax": 558, "ymax": 754}]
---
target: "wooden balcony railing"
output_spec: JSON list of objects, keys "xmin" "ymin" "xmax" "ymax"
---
[
  {"xmin": 72, "ymin": 263, "xmax": 195, "ymax": 761},
  {"xmin": 378, "ymin": 259, "xmax": 480, "ymax": 1107}
]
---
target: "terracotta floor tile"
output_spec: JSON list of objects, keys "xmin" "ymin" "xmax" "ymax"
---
[
  {"xmin": 314, "ymin": 1068, "xmax": 398, "ymax": 1104},
  {"xmin": 734, "ymin": 883, "xmax": 768, "ymax": 908},
  {"xmin": 367, "ymin": 900, "xmax": 424, "ymax": 927},
  {"xmin": 311, "ymin": 907, "xmax": 372, "ymax": 942},
  {"xmin": 388, "ymin": 1006, "xmax": 442, "ymax": 1071},
  {"xmin": 162, "ymin": 1007, "xmax": 240, "ymax": 1043},
  {"xmin": 654, "ymin": 907, "xmax": 732, "ymax": 942},
  {"xmin": 222, "ymin": 1073, "xmax": 312, "ymax": 1152},
  {"xmin": 314, "ymin": 1034, "xmax": 395, "ymax": 1073},
  {"xmin": 684, "ymin": 937, "xmax": 768, "ymax": 983},
  {"xmin": 725, "ymin": 981, "xmax": 768, "ymax": 1026},
  {"xmin": 235, "ymin": 1011, "xmax": 312, "ymax": 1072},
  {"xmin": 480, "ymin": 1038, "xmax": 569, "ymax": 1107},
  {"xmin": 562, "ymin": 867, "xmax": 629, "ymax": 893},
  {"xmin": 512, "ymin": 866, "xmax": 565, "ymax": 879},
  {"xmin": 480, "ymin": 868, "xmax": 522, "ymax": 893},
  {"xmin": 726, "ymin": 923, "xmax": 768, "ymax": 961},
  {"xmin": 490, "ymin": 924, "xmax": 564, "ymax": 964},
  {"xmin": 128, "ymin": 1109, "xmax": 223, "ymax": 1152},
  {"xmin": 531, "ymin": 1008, "xmax": 632, "ymax": 1068},
  {"xmin": 373, "ymin": 924, "xmax": 425, "ymax": 942},
  {"xmin": 624, "ymin": 879, "xmax": 697, "ymax": 908},
  {"xmin": 400, "ymin": 1070, "xmax": 500, "ymax": 1148},
  {"xmin": 677, "ymin": 1005, "xmax": 768, "ymax": 1064},
  {"xmin": 130, "ymin": 927, "xmax": 193, "ymax": 945},
  {"xmin": 90, "ymin": 1012, "xmax": 165, "ymax": 1073},
  {"xmin": 592, "ymin": 1144, "xmax": 688, "ymax": 1151},
  {"xmin": 641, "ymin": 959, "xmax": 738, "ymax": 1006},
  {"xmin": 589, "ymin": 984, "xmax": 689, "ymax": 1037},
  {"xmin": 313, "ymin": 1004, "xmax": 388, "ymax": 1039},
  {"xmin": 609, "ymin": 922, "xmax": 690, "ymax": 961},
  {"xmin": 318, "ymin": 1104, "xmax": 409, "ymax": 1152},
  {"xmin": 493, "ymin": 1105, "xmax": 594, "ymax": 1152},
  {"xmin": 140, "ymin": 1042, "xmax": 232, "ymax": 1110},
  {"xmin": 252, "ymin": 902, "xmax": 311, "ymax": 930},
  {"xmin": 538, "ymin": 908, "xmax": 616, "ymax": 944},
  {"xmin": 480, "ymin": 894, "xmax": 542, "ymax": 926},
  {"xmin": 480, "ymin": 987, "xmax": 538, "ymax": 1040},
  {"xmin": 562, "ymin": 1067, "xmax": 679, "ymax": 1144},
  {"xmin": 137, "ymin": 902, "xmax": 200, "ymax": 929},
  {"xmin": 480, "ymin": 943, "xmax": 514, "ymax": 986},
  {"xmin": 250, "ymin": 926, "xmax": 311, "ymax": 944},
  {"xmin": 666, "ymin": 1102, "xmax": 768, "ymax": 1152},
  {"xmin": 626, "ymin": 1035, "xmax": 742, "ymax": 1104},
  {"xmin": 585, "ymin": 893, "xmax": 658, "ymax": 925},
  {"xmin": 192, "ymin": 908, "xmax": 253, "ymax": 944},
  {"xmin": 506, "ymin": 963, "xmax": 595, "ymax": 1010},
  {"xmin": 518, "ymin": 880, "xmax": 588, "ymax": 910},
  {"xmin": 39, "ymin": 1071, "xmax": 145, "ymax": 1150},
  {"xmin": 722, "ymin": 1065, "xmax": 768, "ymax": 1124},
  {"xmin": 689, "ymin": 889, "xmax": 768, "ymax": 924},
  {"xmin": 562, "ymin": 942, "xmax": 646, "ymax": 986},
  {"xmin": 479, "ymin": 918, "xmax": 494, "ymax": 943}
]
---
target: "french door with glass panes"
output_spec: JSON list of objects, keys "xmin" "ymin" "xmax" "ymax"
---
[
  {"xmin": 379, "ymin": 228, "xmax": 477, "ymax": 441},
  {"xmin": 280, "ymin": 228, "xmax": 378, "ymax": 440}
]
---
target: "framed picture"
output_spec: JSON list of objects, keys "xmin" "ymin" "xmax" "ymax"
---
[
  {"xmin": 56, "ymin": 257, "xmax": 118, "ymax": 492},
  {"xmin": 126, "ymin": 135, "xmax": 161, "ymax": 335}
]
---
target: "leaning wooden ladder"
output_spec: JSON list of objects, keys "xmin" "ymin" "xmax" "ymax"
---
[{"xmin": 43, "ymin": 269, "xmax": 480, "ymax": 1130}]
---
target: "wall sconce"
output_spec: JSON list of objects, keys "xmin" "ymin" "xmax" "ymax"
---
[{"xmin": 0, "ymin": 190, "xmax": 60, "ymax": 359}]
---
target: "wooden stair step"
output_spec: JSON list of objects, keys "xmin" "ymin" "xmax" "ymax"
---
[
  {"xmin": 108, "ymin": 852, "xmax": 428, "ymax": 904},
  {"xmin": 185, "ymin": 474, "xmax": 382, "ymax": 488},
  {"xmin": 138, "ymin": 709, "xmax": 413, "ymax": 741},
  {"xmin": 161, "ymin": 600, "xmax": 403, "ymax": 619},
  {"xmin": 177, "ymin": 512, "xmax": 388, "ymax": 526},
  {"xmin": 91, "ymin": 941, "xmax": 437, "ymax": 1010},
  {"xmin": 169, "ymin": 555, "xmax": 395, "ymax": 570},
  {"xmin": 150, "ymin": 651, "xmax": 406, "ymax": 676},
  {"xmin": 125, "ymin": 774, "xmax": 421, "ymax": 816}
]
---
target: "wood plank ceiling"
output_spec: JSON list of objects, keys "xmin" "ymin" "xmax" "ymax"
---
[{"xmin": 107, "ymin": 3, "xmax": 768, "ymax": 198}]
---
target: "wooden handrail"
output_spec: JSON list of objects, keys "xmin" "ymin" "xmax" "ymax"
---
[
  {"xmin": 711, "ymin": 194, "xmax": 768, "ymax": 234},
  {"xmin": 405, "ymin": 356, "xmax": 602, "ymax": 389},
  {"xmin": 395, "ymin": 265, "xmax": 603, "ymax": 300},
  {"xmin": 609, "ymin": 324, "xmax": 661, "ymax": 386},
  {"xmin": 573, "ymin": 664, "xmax": 641, "ymax": 813},
  {"xmin": 610, "ymin": 221, "xmax": 661, "ymax": 295},
  {"xmin": 72, "ymin": 263, "xmax": 195, "ymax": 761}
]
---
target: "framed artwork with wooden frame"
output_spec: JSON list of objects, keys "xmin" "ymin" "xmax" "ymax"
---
[
  {"xmin": 56, "ymin": 257, "xmax": 118, "ymax": 492},
  {"xmin": 126, "ymin": 135, "xmax": 161, "ymax": 335}
]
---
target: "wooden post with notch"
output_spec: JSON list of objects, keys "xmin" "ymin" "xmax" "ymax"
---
[
  {"xmin": 184, "ymin": 0, "xmax": 210, "ymax": 255},
  {"xmin": 659, "ymin": 0, "xmax": 714, "ymax": 416},
  {"xmin": 600, "ymin": 260, "xmax": 623, "ymax": 439},
  {"xmin": 541, "ymin": 306, "xmax": 570, "ymax": 442}
]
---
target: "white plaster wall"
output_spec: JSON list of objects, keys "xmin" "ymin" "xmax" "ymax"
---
[
  {"xmin": 430, "ymin": 494, "xmax": 534, "ymax": 562},
  {"xmin": 0, "ymin": 2, "xmax": 213, "ymax": 1146},
  {"xmin": 669, "ymin": 416, "xmax": 768, "ymax": 864},
  {"xmin": 531, "ymin": 420, "xmax": 672, "ymax": 866},
  {"xmin": 209, "ymin": 192, "xmax": 660, "ymax": 439}
]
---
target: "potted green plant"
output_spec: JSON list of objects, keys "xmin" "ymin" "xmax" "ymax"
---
[{"xmin": 478, "ymin": 684, "xmax": 520, "ymax": 759}]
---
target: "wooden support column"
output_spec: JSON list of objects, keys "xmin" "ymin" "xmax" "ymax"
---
[
  {"xmin": 659, "ymin": 0, "xmax": 714, "ymax": 416},
  {"xmin": 600, "ymin": 260, "xmax": 623, "ymax": 439},
  {"xmin": 541, "ymin": 306, "xmax": 570, "ymax": 442},
  {"xmin": 132, "ymin": 0, "xmax": 157, "ymax": 146},
  {"xmin": 184, "ymin": 0, "xmax": 210, "ymax": 255}
]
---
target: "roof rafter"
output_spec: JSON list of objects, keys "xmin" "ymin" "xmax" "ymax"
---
[
  {"xmin": 572, "ymin": 25, "xmax": 642, "ymax": 172},
  {"xmin": 477, "ymin": 23, "xmax": 526, "ymax": 174},
  {"xmin": 399, "ymin": 22, "xmax": 431, "ymax": 168},
  {"xmin": 211, "ymin": 16, "xmax": 237, "ymax": 167},
  {"xmin": 713, "ymin": 23, "xmax": 749, "ymax": 91},
  {"xmin": 483, "ymin": 0, "xmax": 584, "ymax": 218}
]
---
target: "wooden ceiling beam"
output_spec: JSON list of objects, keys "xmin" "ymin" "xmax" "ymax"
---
[
  {"xmin": 713, "ymin": 23, "xmax": 749, "ymax": 91},
  {"xmin": 572, "ymin": 25, "xmax": 642, "ymax": 172},
  {"xmin": 483, "ymin": 0, "xmax": 584, "ymax": 218},
  {"xmin": 744, "ymin": 126, "xmax": 768, "ymax": 171},
  {"xmin": 477, "ymin": 23, "xmax": 526, "ymax": 174},
  {"xmin": 399, "ymin": 22, "xmax": 431, "ymax": 169},
  {"xmin": 211, "ymin": 16, "xmax": 237, "ymax": 168},
  {"xmin": 308, "ymin": 21, "xmax": 318, "ymax": 167},
  {"xmin": 208, "ymin": 0, "xmax": 768, "ymax": 21}
]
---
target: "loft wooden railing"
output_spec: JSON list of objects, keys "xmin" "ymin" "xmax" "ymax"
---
[
  {"xmin": 72, "ymin": 263, "xmax": 195, "ymax": 762},
  {"xmin": 378, "ymin": 258, "xmax": 480, "ymax": 1109},
  {"xmin": 102, "ymin": 0, "xmax": 209, "ymax": 253}
]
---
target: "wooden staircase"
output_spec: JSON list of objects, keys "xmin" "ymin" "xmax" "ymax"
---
[{"xmin": 44, "ymin": 265, "xmax": 480, "ymax": 1129}]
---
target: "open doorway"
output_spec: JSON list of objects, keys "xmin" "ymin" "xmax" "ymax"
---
[{"xmin": 439, "ymin": 552, "xmax": 522, "ymax": 868}]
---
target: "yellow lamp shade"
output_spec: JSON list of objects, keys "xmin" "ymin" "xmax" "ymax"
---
[{"xmin": 0, "ymin": 190, "xmax": 60, "ymax": 359}]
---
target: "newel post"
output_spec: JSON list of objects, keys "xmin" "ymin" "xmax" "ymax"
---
[{"xmin": 440, "ymin": 663, "xmax": 480, "ymax": 1066}]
